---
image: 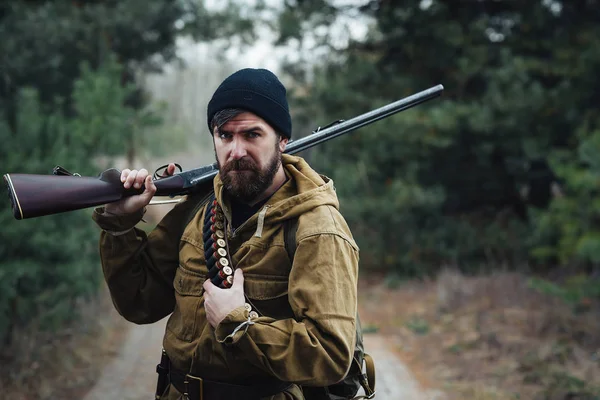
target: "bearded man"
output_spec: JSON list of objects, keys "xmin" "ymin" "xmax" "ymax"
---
[{"xmin": 92, "ymin": 68, "xmax": 359, "ymax": 400}]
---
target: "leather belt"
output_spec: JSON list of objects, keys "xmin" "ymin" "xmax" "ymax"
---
[{"xmin": 169, "ymin": 369, "xmax": 291, "ymax": 400}]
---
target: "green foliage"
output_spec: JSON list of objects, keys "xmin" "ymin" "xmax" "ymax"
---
[
  {"xmin": 528, "ymin": 275, "xmax": 600, "ymax": 309},
  {"xmin": 274, "ymin": 1, "xmax": 600, "ymax": 276},
  {"xmin": 531, "ymin": 125, "xmax": 600, "ymax": 266},
  {"xmin": 0, "ymin": 59, "xmax": 156, "ymax": 344},
  {"xmin": 405, "ymin": 316, "xmax": 430, "ymax": 336},
  {"xmin": 0, "ymin": 0, "xmax": 252, "ymax": 104},
  {"xmin": 0, "ymin": 0, "xmax": 256, "ymax": 159}
]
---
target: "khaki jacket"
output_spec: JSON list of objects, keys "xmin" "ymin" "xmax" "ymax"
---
[{"xmin": 93, "ymin": 154, "xmax": 359, "ymax": 399}]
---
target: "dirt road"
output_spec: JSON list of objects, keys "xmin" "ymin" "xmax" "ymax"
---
[
  {"xmin": 84, "ymin": 315, "xmax": 442, "ymax": 400},
  {"xmin": 83, "ymin": 316, "xmax": 168, "ymax": 400}
]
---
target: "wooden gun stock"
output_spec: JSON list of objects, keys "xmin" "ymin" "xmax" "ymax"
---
[{"xmin": 3, "ymin": 169, "xmax": 187, "ymax": 220}]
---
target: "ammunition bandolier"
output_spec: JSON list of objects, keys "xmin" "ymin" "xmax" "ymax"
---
[{"xmin": 93, "ymin": 154, "xmax": 368, "ymax": 399}]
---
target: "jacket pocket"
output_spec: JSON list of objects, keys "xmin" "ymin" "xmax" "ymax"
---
[
  {"xmin": 166, "ymin": 265, "xmax": 204, "ymax": 342},
  {"xmin": 244, "ymin": 274, "xmax": 293, "ymax": 320}
]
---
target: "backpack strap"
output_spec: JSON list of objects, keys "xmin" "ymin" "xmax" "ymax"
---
[
  {"xmin": 283, "ymin": 217, "xmax": 299, "ymax": 262},
  {"xmin": 354, "ymin": 353, "xmax": 376, "ymax": 399},
  {"xmin": 183, "ymin": 191, "xmax": 215, "ymax": 231},
  {"xmin": 364, "ymin": 354, "xmax": 375, "ymax": 396}
]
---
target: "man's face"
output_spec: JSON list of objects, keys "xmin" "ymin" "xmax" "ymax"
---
[{"xmin": 213, "ymin": 112, "xmax": 287, "ymax": 203}]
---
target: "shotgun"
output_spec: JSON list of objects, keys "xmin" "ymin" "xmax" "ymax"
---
[{"xmin": 3, "ymin": 84, "xmax": 444, "ymax": 220}]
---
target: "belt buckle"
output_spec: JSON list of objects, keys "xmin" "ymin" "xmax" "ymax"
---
[{"xmin": 184, "ymin": 374, "xmax": 203, "ymax": 400}]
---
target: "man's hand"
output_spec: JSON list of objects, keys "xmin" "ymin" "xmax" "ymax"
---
[
  {"xmin": 104, "ymin": 163, "xmax": 177, "ymax": 216},
  {"xmin": 203, "ymin": 269, "xmax": 246, "ymax": 328}
]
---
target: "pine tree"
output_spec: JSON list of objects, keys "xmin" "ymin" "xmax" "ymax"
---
[{"xmin": 270, "ymin": 1, "xmax": 600, "ymax": 273}]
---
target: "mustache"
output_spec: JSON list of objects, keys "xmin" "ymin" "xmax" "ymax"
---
[{"xmin": 222, "ymin": 158, "xmax": 258, "ymax": 173}]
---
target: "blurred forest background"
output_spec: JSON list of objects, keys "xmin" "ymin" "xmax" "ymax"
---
[{"xmin": 1, "ymin": 1, "xmax": 599, "ymax": 399}]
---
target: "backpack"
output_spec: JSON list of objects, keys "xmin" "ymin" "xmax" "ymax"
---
[
  {"xmin": 182, "ymin": 192, "xmax": 376, "ymax": 399},
  {"xmin": 283, "ymin": 218, "xmax": 376, "ymax": 400}
]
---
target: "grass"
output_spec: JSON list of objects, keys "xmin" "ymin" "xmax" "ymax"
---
[{"xmin": 357, "ymin": 269, "xmax": 600, "ymax": 400}]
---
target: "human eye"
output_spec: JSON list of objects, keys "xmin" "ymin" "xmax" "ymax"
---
[
  {"xmin": 246, "ymin": 131, "xmax": 260, "ymax": 139},
  {"xmin": 218, "ymin": 132, "xmax": 232, "ymax": 140}
]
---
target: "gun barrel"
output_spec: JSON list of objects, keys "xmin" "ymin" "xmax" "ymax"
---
[
  {"xmin": 287, "ymin": 84, "xmax": 444, "ymax": 154},
  {"xmin": 188, "ymin": 84, "xmax": 444, "ymax": 186}
]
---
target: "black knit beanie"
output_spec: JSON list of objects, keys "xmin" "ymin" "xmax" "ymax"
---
[{"xmin": 207, "ymin": 68, "xmax": 292, "ymax": 139}]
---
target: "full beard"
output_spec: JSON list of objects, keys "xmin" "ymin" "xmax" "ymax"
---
[{"xmin": 218, "ymin": 147, "xmax": 282, "ymax": 204}]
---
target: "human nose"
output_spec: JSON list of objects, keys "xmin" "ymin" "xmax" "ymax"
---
[{"xmin": 229, "ymin": 137, "xmax": 247, "ymax": 160}]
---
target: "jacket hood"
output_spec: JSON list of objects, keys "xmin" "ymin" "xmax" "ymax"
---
[{"xmin": 213, "ymin": 154, "xmax": 338, "ymax": 227}]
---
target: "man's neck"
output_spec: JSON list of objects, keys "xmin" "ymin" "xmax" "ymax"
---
[
  {"xmin": 247, "ymin": 165, "xmax": 287, "ymax": 207},
  {"xmin": 228, "ymin": 166, "xmax": 287, "ymax": 230}
]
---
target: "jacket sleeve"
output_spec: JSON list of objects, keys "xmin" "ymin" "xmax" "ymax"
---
[
  {"xmin": 214, "ymin": 232, "xmax": 359, "ymax": 386},
  {"xmin": 92, "ymin": 198, "xmax": 200, "ymax": 324}
]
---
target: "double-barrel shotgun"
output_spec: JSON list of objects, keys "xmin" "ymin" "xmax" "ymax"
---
[{"xmin": 3, "ymin": 85, "xmax": 444, "ymax": 220}]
